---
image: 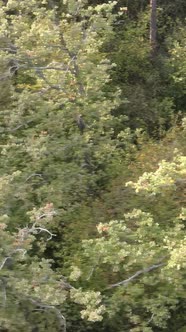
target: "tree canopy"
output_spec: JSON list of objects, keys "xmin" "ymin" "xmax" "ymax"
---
[{"xmin": 0, "ymin": 0, "xmax": 185, "ymax": 331}]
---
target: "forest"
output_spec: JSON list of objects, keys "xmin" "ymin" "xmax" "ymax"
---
[{"xmin": 0, "ymin": 0, "xmax": 186, "ymax": 331}]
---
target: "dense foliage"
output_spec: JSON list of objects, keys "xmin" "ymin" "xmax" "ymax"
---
[{"xmin": 0, "ymin": 0, "xmax": 185, "ymax": 331}]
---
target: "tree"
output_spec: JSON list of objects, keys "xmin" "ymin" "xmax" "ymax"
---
[
  {"xmin": 0, "ymin": 0, "xmax": 131, "ymax": 330},
  {"xmin": 70, "ymin": 118, "xmax": 186, "ymax": 331},
  {"xmin": 0, "ymin": 0, "xmax": 186, "ymax": 331},
  {"xmin": 168, "ymin": 25, "xmax": 186, "ymax": 112}
]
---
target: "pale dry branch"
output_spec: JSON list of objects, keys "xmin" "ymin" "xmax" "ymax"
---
[
  {"xmin": 0, "ymin": 250, "xmax": 26, "ymax": 272},
  {"xmin": 0, "ymin": 279, "xmax": 7, "ymax": 307},
  {"xmin": 25, "ymin": 173, "xmax": 43, "ymax": 182},
  {"xmin": 31, "ymin": 227, "xmax": 56, "ymax": 241},
  {"xmin": 0, "ymin": 47, "xmax": 17, "ymax": 54},
  {"xmin": 109, "ymin": 262, "xmax": 165, "ymax": 288},
  {"xmin": 30, "ymin": 298, "xmax": 66, "ymax": 332},
  {"xmin": 86, "ymin": 266, "xmax": 95, "ymax": 280},
  {"xmin": 0, "ymin": 257, "xmax": 11, "ymax": 270},
  {"xmin": 59, "ymin": 275, "xmax": 76, "ymax": 290},
  {"xmin": 10, "ymin": 120, "xmax": 34, "ymax": 132},
  {"xmin": 36, "ymin": 211, "xmax": 57, "ymax": 220},
  {"xmin": 1, "ymin": 283, "xmax": 7, "ymax": 307},
  {"xmin": 11, "ymin": 248, "xmax": 27, "ymax": 257},
  {"xmin": 28, "ymin": 65, "xmax": 68, "ymax": 71},
  {"xmin": 147, "ymin": 313, "xmax": 155, "ymax": 325}
]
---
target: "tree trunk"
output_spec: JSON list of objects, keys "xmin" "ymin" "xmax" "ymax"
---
[{"xmin": 150, "ymin": 0, "xmax": 157, "ymax": 55}]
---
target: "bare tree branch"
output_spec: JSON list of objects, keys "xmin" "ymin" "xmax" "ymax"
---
[
  {"xmin": 109, "ymin": 262, "xmax": 165, "ymax": 288},
  {"xmin": 36, "ymin": 211, "xmax": 57, "ymax": 220},
  {"xmin": 147, "ymin": 313, "xmax": 155, "ymax": 325},
  {"xmin": 18, "ymin": 54, "xmax": 63, "ymax": 90},
  {"xmin": 0, "ymin": 257, "xmax": 11, "ymax": 270},
  {"xmin": 0, "ymin": 47, "xmax": 17, "ymax": 54},
  {"xmin": 0, "ymin": 250, "xmax": 27, "ymax": 273},
  {"xmin": 31, "ymin": 227, "xmax": 56, "ymax": 241},
  {"xmin": 10, "ymin": 120, "xmax": 34, "ymax": 132},
  {"xmin": 11, "ymin": 248, "xmax": 27, "ymax": 257},
  {"xmin": 30, "ymin": 298, "xmax": 66, "ymax": 332},
  {"xmin": 25, "ymin": 173, "xmax": 43, "ymax": 182},
  {"xmin": 27, "ymin": 65, "xmax": 68, "ymax": 71},
  {"xmin": 0, "ymin": 279, "xmax": 7, "ymax": 307},
  {"xmin": 53, "ymin": 13, "xmax": 85, "ymax": 96}
]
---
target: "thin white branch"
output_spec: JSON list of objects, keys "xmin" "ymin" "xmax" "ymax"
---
[
  {"xmin": 32, "ymin": 227, "xmax": 56, "ymax": 241},
  {"xmin": 0, "ymin": 282, "xmax": 7, "ymax": 307},
  {"xmin": 147, "ymin": 313, "xmax": 155, "ymax": 325},
  {"xmin": 11, "ymin": 248, "xmax": 27, "ymax": 257},
  {"xmin": 2, "ymin": 285, "xmax": 7, "ymax": 307},
  {"xmin": 60, "ymin": 280, "xmax": 75, "ymax": 290},
  {"xmin": 10, "ymin": 120, "xmax": 34, "ymax": 132},
  {"xmin": 0, "ymin": 250, "xmax": 26, "ymax": 273},
  {"xmin": 0, "ymin": 257, "xmax": 11, "ymax": 270},
  {"xmin": 0, "ymin": 47, "xmax": 17, "ymax": 54},
  {"xmin": 27, "ymin": 66, "xmax": 68, "ymax": 71},
  {"xmin": 109, "ymin": 262, "xmax": 165, "ymax": 288},
  {"xmin": 86, "ymin": 257, "xmax": 100, "ymax": 280},
  {"xmin": 25, "ymin": 173, "xmax": 43, "ymax": 182},
  {"xmin": 37, "ymin": 211, "xmax": 57, "ymax": 220},
  {"xmin": 86, "ymin": 266, "xmax": 95, "ymax": 280},
  {"xmin": 30, "ymin": 298, "xmax": 66, "ymax": 332}
]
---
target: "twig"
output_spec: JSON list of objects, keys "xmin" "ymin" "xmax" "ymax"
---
[
  {"xmin": 0, "ymin": 250, "xmax": 27, "ymax": 272},
  {"xmin": 0, "ymin": 47, "xmax": 17, "ymax": 54},
  {"xmin": 10, "ymin": 120, "xmax": 34, "ymax": 132},
  {"xmin": 86, "ymin": 257, "xmax": 100, "ymax": 280},
  {"xmin": 86, "ymin": 266, "xmax": 95, "ymax": 280},
  {"xmin": 147, "ymin": 313, "xmax": 155, "ymax": 325},
  {"xmin": 0, "ymin": 282, "xmax": 7, "ymax": 307},
  {"xmin": 25, "ymin": 173, "xmax": 43, "ymax": 182},
  {"xmin": 30, "ymin": 298, "xmax": 66, "ymax": 332},
  {"xmin": 11, "ymin": 248, "xmax": 27, "ymax": 257},
  {"xmin": 36, "ymin": 211, "xmax": 57, "ymax": 220},
  {"xmin": 109, "ymin": 262, "xmax": 165, "ymax": 288},
  {"xmin": 27, "ymin": 66, "xmax": 68, "ymax": 71},
  {"xmin": 31, "ymin": 227, "xmax": 56, "ymax": 241},
  {"xmin": 57, "ymin": 24, "xmax": 85, "ymax": 96},
  {"xmin": 0, "ymin": 257, "xmax": 11, "ymax": 270},
  {"xmin": 20, "ymin": 55, "xmax": 67, "ymax": 91}
]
